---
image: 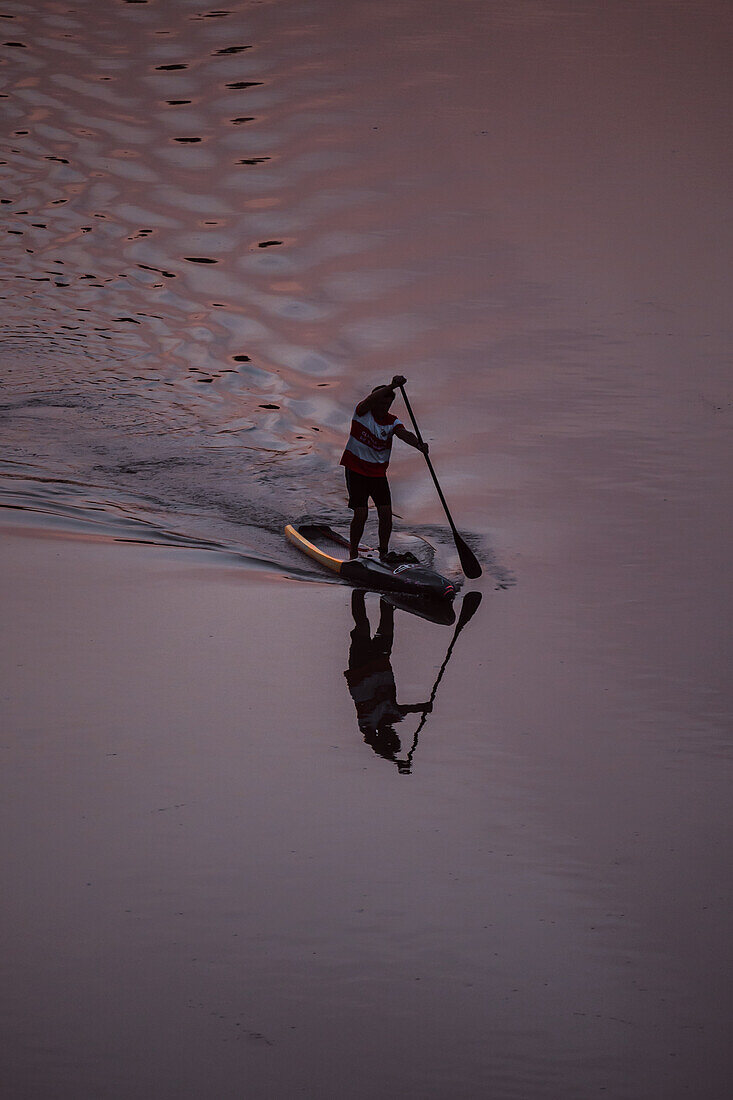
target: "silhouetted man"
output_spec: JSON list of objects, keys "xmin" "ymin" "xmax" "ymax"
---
[{"xmin": 340, "ymin": 375, "xmax": 428, "ymax": 561}]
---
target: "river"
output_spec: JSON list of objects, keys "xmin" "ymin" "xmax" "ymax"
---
[{"xmin": 1, "ymin": 1, "xmax": 731, "ymax": 1097}]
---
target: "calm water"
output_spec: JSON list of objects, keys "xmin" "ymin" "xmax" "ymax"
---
[{"xmin": 1, "ymin": 1, "xmax": 731, "ymax": 1097}]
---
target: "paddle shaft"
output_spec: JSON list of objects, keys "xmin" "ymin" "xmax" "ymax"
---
[
  {"xmin": 399, "ymin": 386, "xmax": 460, "ymax": 538},
  {"xmin": 398, "ymin": 385, "xmax": 482, "ymax": 578}
]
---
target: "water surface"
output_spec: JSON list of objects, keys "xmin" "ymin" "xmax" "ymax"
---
[{"xmin": 1, "ymin": 1, "xmax": 731, "ymax": 1097}]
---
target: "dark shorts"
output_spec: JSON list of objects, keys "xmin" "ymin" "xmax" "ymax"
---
[{"xmin": 345, "ymin": 468, "xmax": 392, "ymax": 510}]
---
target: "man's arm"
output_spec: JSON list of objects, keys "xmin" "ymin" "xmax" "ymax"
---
[
  {"xmin": 394, "ymin": 423, "xmax": 428, "ymax": 455},
  {"xmin": 397, "ymin": 701, "xmax": 434, "ymax": 716},
  {"xmin": 355, "ymin": 374, "xmax": 407, "ymax": 416}
]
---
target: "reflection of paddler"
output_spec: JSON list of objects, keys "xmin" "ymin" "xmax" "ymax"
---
[
  {"xmin": 345, "ymin": 589, "xmax": 483, "ymax": 774},
  {"xmin": 344, "ymin": 591, "xmax": 431, "ymax": 769}
]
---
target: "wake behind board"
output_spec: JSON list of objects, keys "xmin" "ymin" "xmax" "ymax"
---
[{"xmin": 285, "ymin": 523, "xmax": 456, "ymax": 604}]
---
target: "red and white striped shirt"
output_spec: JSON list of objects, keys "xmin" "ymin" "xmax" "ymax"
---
[{"xmin": 340, "ymin": 407, "xmax": 403, "ymax": 477}]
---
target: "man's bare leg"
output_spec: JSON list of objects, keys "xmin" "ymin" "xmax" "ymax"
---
[
  {"xmin": 350, "ymin": 506, "xmax": 368, "ymax": 558},
  {"xmin": 377, "ymin": 505, "xmax": 392, "ymax": 559}
]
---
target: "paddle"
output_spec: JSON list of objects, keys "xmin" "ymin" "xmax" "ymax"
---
[
  {"xmin": 398, "ymin": 385, "xmax": 482, "ymax": 579},
  {"xmin": 397, "ymin": 590, "xmax": 483, "ymax": 772}
]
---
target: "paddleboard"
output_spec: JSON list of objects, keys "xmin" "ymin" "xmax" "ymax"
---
[{"xmin": 285, "ymin": 523, "xmax": 456, "ymax": 603}]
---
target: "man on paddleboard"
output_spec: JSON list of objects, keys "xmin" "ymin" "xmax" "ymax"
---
[{"xmin": 340, "ymin": 375, "xmax": 428, "ymax": 561}]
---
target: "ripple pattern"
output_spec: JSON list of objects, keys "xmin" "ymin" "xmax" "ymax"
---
[{"xmin": 1, "ymin": 0, "xmax": 504, "ymax": 570}]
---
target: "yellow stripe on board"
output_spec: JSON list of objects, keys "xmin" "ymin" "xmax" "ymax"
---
[{"xmin": 284, "ymin": 524, "xmax": 344, "ymax": 575}]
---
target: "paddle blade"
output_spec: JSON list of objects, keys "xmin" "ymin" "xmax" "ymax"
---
[
  {"xmin": 455, "ymin": 533, "xmax": 482, "ymax": 578},
  {"xmin": 456, "ymin": 589, "xmax": 482, "ymax": 630}
]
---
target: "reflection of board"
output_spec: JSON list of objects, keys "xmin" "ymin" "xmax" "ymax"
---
[
  {"xmin": 381, "ymin": 590, "xmax": 456, "ymax": 626},
  {"xmin": 284, "ymin": 523, "xmax": 456, "ymax": 603}
]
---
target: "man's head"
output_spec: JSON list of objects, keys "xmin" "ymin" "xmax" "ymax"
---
[{"xmin": 371, "ymin": 385, "xmax": 394, "ymax": 416}]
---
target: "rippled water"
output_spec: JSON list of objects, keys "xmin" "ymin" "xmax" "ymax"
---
[
  {"xmin": 2, "ymin": 1, "xmax": 732, "ymax": 1098},
  {"xmin": 3, "ymin": 0, "xmax": 730, "ymax": 573},
  {"xmin": 2, "ymin": 0, "xmax": 525, "ymax": 573}
]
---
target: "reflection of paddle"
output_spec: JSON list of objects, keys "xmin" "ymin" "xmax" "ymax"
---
[
  {"xmin": 397, "ymin": 590, "xmax": 483, "ymax": 772},
  {"xmin": 399, "ymin": 385, "xmax": 482, "ymax": 579}
]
